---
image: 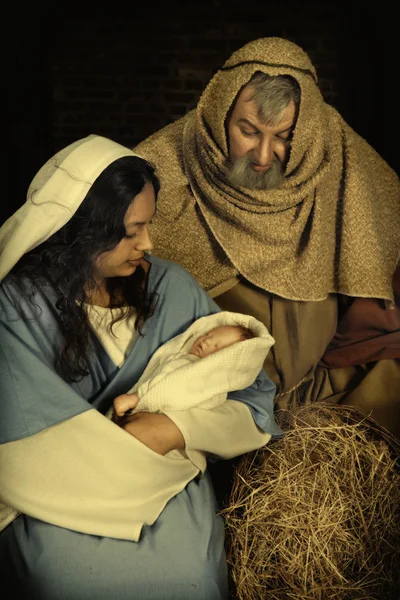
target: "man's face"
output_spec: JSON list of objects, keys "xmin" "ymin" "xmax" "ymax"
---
[{"xmin": 226, "ymin": 85, "xmax": 296, "ymax": 190}]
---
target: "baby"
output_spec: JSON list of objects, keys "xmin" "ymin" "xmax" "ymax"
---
[
  {"xmin": 107, "ymin": 311, "xmax": 275, "ymax": 425},
  {"xmin": 114, "ymin": 324, "xmax": 254, "ymax": 418}
]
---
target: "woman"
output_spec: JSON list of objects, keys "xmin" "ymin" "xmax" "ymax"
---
[{"xmin": 0, "ymin": 135, "xmax": 281, "ymax": 599}]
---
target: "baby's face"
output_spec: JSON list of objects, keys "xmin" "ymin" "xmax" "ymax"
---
[{"xmin": 190, "ymin": 325, "xmax": 245, "ymax": 358}]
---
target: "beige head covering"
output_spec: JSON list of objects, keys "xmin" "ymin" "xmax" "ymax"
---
[
  {"xmin": 0, "ymin": 135, "xmax": 138, "ymax": 281},
  {"xmin": 135, "ymin": 37, "xmax": 400, "ymax": 302}
]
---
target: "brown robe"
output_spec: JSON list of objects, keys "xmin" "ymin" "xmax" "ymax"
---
[{"xmin": 215, "ymin": 269, "xmax": 400, "ymax": 438}]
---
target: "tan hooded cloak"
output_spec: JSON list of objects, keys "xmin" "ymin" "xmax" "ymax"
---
[{"xmin": 134, "ymin": 37, "xmax": 400, "ymax": 437}]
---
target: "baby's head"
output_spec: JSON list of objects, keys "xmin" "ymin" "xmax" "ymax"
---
[{"xmin": 190, "ymin": 324, "xmax": 254, "ymax": 358}]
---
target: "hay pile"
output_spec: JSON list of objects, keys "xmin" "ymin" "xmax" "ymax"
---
[{"xmin": 222, "ymin": 404, "xmax": 400, "ymax": 600}]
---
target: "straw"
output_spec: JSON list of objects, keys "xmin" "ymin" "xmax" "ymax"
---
[{"xmin": 222, "ymin": 404, "xmax": 400, "ymax": 600}]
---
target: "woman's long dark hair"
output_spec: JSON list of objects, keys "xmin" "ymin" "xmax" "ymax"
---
[{"xmin": 11, "ymin": 156, "xmax": 160, "ymax": 381}]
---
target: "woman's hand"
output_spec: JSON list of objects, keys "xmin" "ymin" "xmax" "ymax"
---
[{"xmin": 118, "ymin": 411, "xmax": 185, "ymax": 455}]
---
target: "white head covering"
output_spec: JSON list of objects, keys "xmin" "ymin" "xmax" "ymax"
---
[{"xmin": 0, "ymin": 135, "xmax": 139, "ymax": 281}]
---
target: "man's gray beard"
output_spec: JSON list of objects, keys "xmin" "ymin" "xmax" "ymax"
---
[{"xmin": 227, "ymin": 155, "xmax": 285, "ymax": 190}]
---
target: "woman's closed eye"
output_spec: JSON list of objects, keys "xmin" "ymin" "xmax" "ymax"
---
[{"xmin": 125, "ymin": 220, "xmax": 153, "ymax": 240}]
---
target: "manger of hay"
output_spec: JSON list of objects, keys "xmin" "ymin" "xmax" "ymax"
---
[{"xmin": 222, "ymin": 404, "xmax": 400, "ymax": 600}]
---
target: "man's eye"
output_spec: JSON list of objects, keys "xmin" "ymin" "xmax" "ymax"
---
[
  {"xmin": 277, "ymin": 132, "xmax": 292, "ymax": 142},
  {"xmin": 125, "ymin": 233, "xmax": 137, "ymax": 239},
  {"xmin": 241, "ymin": 129, "xmax": 257, "ymax": 137}
]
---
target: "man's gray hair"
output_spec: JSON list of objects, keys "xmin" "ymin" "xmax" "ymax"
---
[{"xmin": 247, "ymin": 72, "xmax": 300, "ymax": 125}]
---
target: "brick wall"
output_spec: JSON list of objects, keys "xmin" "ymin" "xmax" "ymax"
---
[
  {"xmin": 6, "ymin": 1, "xmax": 397, "ymax": 222},
  {"xmin": 47, "ymin": 1, "xmax": 343, "ymax": 150}
]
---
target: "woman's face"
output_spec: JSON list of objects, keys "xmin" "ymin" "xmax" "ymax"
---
[{"xmin": 94, "ymin": 182, "xmax": 156, "ymax": 281}]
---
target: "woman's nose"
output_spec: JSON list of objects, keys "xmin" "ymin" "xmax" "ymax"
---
[{"xmin": 135, "ymin": 226, "xmax": 154, "ymax": 252}]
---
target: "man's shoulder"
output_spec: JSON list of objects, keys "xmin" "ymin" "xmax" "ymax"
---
[
  {"xmin": 134, "ymin": 114, "xmax": 189, "ymax": 156},
  {"xmin": 134, "ymin": 113, "xmax": 195, "ymax": 188}
]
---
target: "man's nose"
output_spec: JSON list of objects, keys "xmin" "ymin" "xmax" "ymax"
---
[{"xmin": 254, "ymin": 138, "xmax": 273, "ymax": 166}]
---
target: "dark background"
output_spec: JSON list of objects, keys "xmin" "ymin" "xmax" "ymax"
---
[{"xmin": 7, "ymin": 1, "xmax": 397, "ymax": 225}]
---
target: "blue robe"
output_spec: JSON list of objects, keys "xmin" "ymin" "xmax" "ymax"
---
[{"xmin": 0, "ymin": 256, "xmax": 280, "ymax": 599}]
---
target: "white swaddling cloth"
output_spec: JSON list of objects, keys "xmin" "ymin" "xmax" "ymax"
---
[{"xmin": 121, "ymin": 311, "xmax": 275, "ymax": 414}]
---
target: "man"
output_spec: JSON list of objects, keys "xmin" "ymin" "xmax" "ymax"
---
[{"xmin": 134, "ymin": 37, "xmax": 400, "ymax": 437}]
